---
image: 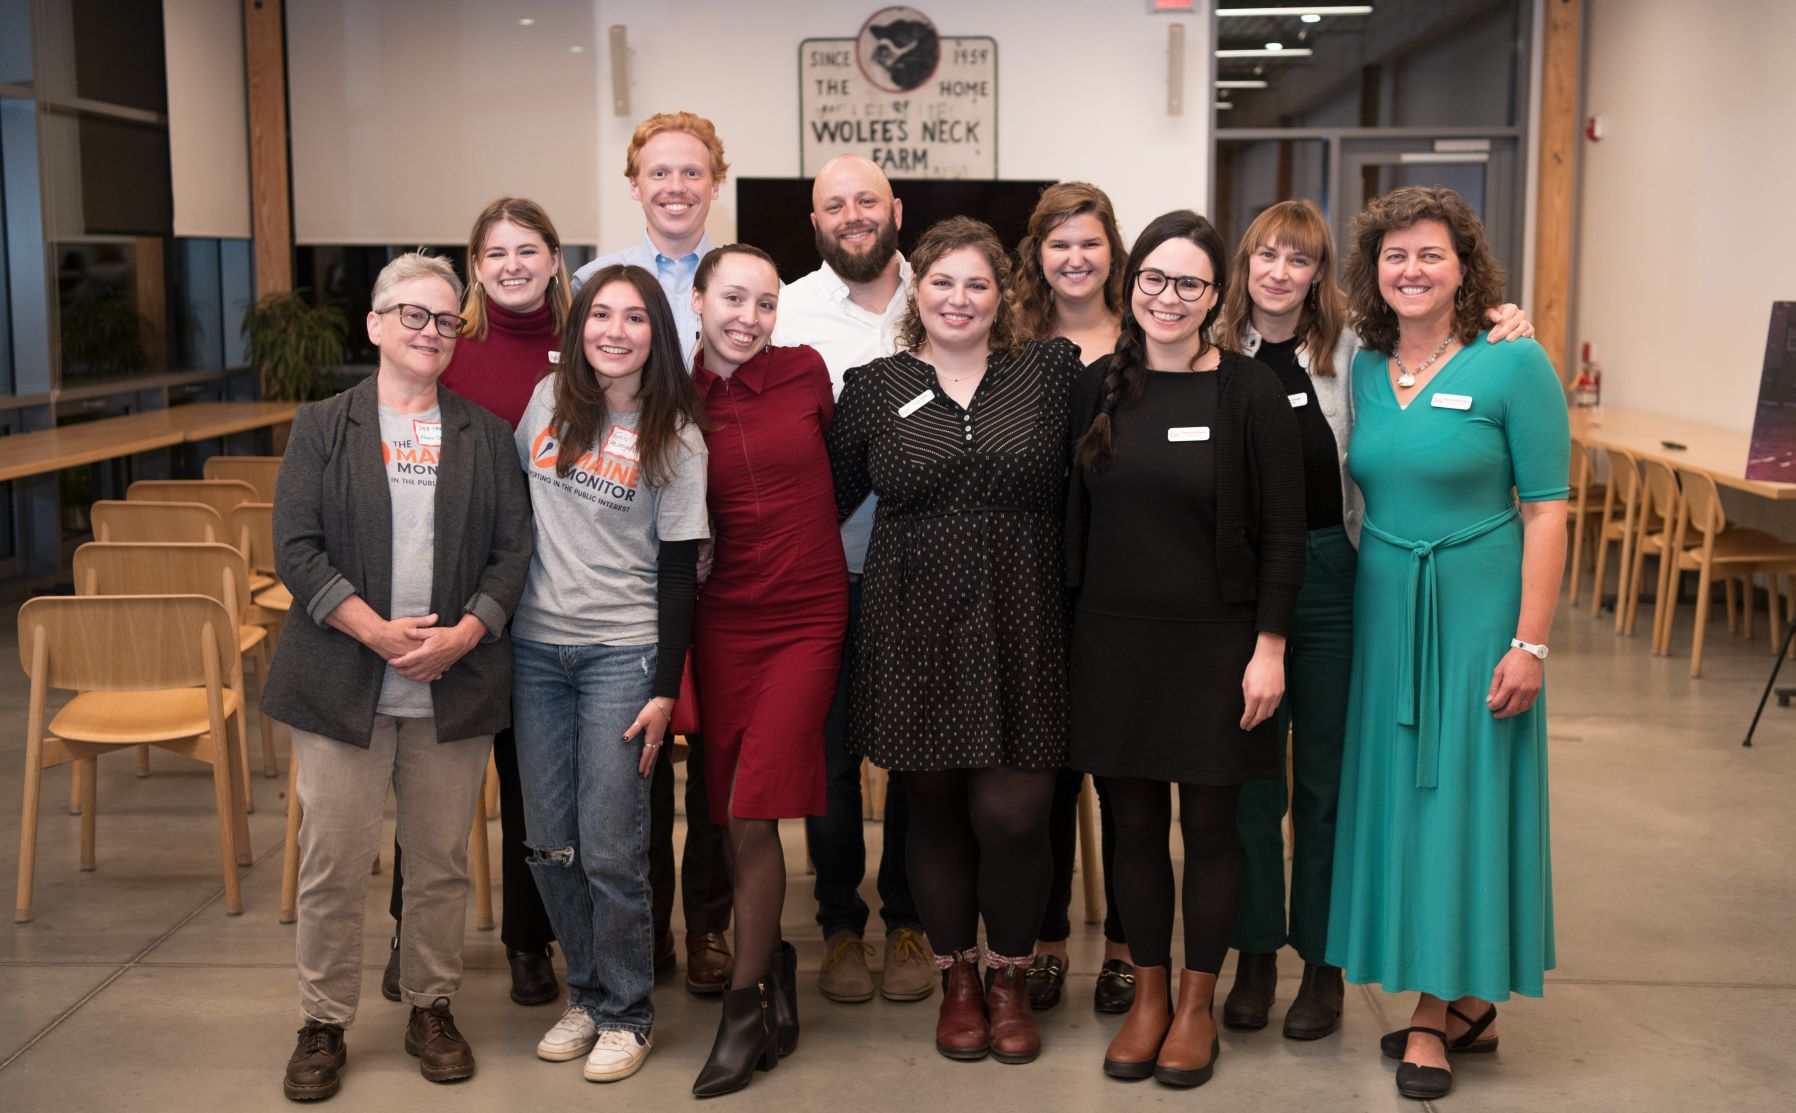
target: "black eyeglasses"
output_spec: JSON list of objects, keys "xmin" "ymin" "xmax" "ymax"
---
[
  {"xmin": 377, "ymin": 303, "xmax": 468, "ymax": 339},
  {"xmin": 1135, "ymin": 270, "xmax": 1219, "ymax": 302}
]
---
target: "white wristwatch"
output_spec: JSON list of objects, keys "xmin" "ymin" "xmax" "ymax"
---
[{"xmin": 1510, "ymin": 638, "xmax": 1548, "ymax": 660}]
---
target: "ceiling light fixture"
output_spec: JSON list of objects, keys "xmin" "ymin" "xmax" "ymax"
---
[
  {"xmin": 518, "ymin": 18, "xmax": 536, "ymax": 26},
  {"xmin": 1265, "ymin": 41, "xmax": 1284, "ymax": 50},
  {"xmin": 1216, "ymin": 47, "xmax": 1313, "ymax": 57},
  {"xmin": 1302, "ymin": 13, "xmax": 1323, "ymax": 21},
  {"xmin": 1215, "ymin": 101, "xmax": 1236, "ymax": 110},
  {"xmin": 1216, "ymin": 79, "xmax": 1270, "ymax": 88}
]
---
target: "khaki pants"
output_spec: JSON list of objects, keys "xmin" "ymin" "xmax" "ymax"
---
[{"xmin": 292, "ymin": 716, "xmax": 492, "ymax": 1026}]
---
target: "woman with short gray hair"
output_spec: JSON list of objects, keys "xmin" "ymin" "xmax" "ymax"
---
[{"xmin": 263, "ymin": 251, "xmax": 531, "ymax": 1102}]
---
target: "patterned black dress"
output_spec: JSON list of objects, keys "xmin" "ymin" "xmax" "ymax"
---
[{"xmin": 826, "ymin": 337, "xmax": 1081, "ymax": 771}]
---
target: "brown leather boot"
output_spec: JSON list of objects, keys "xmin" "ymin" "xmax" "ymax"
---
[
  {"xmin": 685, "ymin": 931, "xmax": 734, "ymax": 995},
  {"xmin": 283, "ymin": 1019, "xmax": 346, "ymax": 1101},
  {"xmin": 933, "ymin": 951, "xmax": 989, "ymax": 1061},
  {"xmin": 984, "ymin": 960, "xmax": 1041, "ymax": 1065},
  {"xmin": 404, "ymin": 996, "xmax": 475, "ymax": 1083},
  {"xmin": 1155, "ymin": 969, "xmax": 1219, "ymax": 1088},
  {"xmin": 1102, "ymin": 964, "xmax": 1170, "ymax": 1079}
]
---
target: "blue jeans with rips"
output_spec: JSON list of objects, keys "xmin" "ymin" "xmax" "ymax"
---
[{"xmin": 512, "ymin": 636, "xmax": 656, "ymax": 1033}]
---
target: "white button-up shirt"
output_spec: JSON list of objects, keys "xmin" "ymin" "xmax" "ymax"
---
[
  {"xmin": 572, "ymin": 231, "xmax": 713, "ymax": 369},
  {"xmin": 770, "ymin": 255, "xmax": 913, "ymax": 573}
]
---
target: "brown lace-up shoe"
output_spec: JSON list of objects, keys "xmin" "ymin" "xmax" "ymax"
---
[
  {"xmin": 283, "ymin": 1019, "xmax": 346, "ymax": 1101},
  {"xmin": 404, "ymin": 996, "xmax": 475, "ymax": 1083},
  {"xmin": 686, "ymin": 931, "xmax": 734, "ymax": 995}
]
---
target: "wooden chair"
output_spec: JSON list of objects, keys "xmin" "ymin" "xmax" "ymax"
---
[
  {"xmin": 1658, "ymin": 469, "xmax": 1796, "ymax": 675},
  {"xmin": 91, "ymin": 500, "xmax": 226, "ymax": 545},
  {"xmin": 1623, "ymin": 459, "xmax": 1686, "ymax": 640},
  {"xmin": 231, "ymin": 502, "xmax": 290, "ymax": 619},
  {"xmin": 1590, "ymin": 447, "xmax": 1643, "ymax": 628},
  {"xmin": 130, "ymin": 480, "xmax": 270, "ymax": 592},
  {"xmin": 203, "ymin": 455, "xmax": 282, "ymax": 501},
  {"xmin": 74, "ymin": 542, "xmax": 281, "ymax": 802},
  {"xmin": 15, "ymin": 595, "xmax": 250, "ymax": 923},
  {"xmin": 1565, "ymin": 436, "xmax": 1607, "ymax": 606}
]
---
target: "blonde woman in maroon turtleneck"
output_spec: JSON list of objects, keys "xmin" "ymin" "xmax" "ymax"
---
[{"xmin": 379, "ymin": 197, "xmax": 571, "ymax": 1011}]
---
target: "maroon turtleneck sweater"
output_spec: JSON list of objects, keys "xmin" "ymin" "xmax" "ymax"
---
[{"xmin": 439, "ymin": 299, "xmax": 558, "ymax": 429}]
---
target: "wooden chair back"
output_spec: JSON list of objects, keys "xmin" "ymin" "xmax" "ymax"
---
[
  {"xmin": 203, "ymin": 456, "xmax": 281, "ymax": 501},
  {"xmin": 1603, "ymin": 446, "xmax": 1641, "ymax": 509},
  {"xmin": 1570, "ymin": 436, "xmax": 1599, "ymax": 496},
  {"xmin": 91, "ymin": 500, "xmax": 225, "ymax": 545},
  {"xmin": 74, "ymin": 542, "xmax": 252, "ymax": 622},
  {"xmin": 17, "ymin": 595, "xmax": 233, "ymax": 694},
  {"xmin": 1674, "ymin": 468, "xmax": 1726, "ymax": 539},
  {"xmin": 230, "ymin": 503, "xmax": 277, "ymax": 578},
  {"xmin": 1638, "ymin": 458, "xmax": 1681, "ymax": 531},
  {"xmin": 128, "ymin": 479, "xmax": 258, "ymax": 522}
]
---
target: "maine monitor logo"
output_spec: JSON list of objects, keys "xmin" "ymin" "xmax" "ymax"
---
[{"xmin": 527, "ymin": 425, "xmax": 642, "ymax": 506}]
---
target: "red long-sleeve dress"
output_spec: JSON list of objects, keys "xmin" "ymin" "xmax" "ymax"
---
[{"xmin": 691, "ymin": 343, "xmax": 848, "ymax": 824}]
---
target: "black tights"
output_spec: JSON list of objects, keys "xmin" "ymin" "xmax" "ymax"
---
[
  {"xmin": 723, "ymin": 817, "xmax": 783, "ymax": 989},
  {"xmin": 1106, "ymin": 778, "xmax": 1243, "ymax": 974},
  {"xmin": 903, "ymin": 767, "xmax": 1055, "ymax": 959}
]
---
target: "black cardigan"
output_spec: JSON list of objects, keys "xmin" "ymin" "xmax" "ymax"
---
[{"xmin": 1065, "ymin": 350, "xmax": 1307, "ymax": 636}]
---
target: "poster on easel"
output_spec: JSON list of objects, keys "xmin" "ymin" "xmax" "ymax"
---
[{"xmin": 1745, "ymin": 301, "xmax": 1796, "ymax": 480}]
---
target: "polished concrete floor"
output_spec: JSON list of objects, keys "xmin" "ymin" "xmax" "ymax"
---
[{"xmin": 2, "ymin": 583, "xmax": 1794, "ymax": 1112}]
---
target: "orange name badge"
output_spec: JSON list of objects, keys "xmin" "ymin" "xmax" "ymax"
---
[
  {"xmin": 603, "ymin": 424, "xmax": 640, "ymax": 463},
  {"xmin": 414, "ymin": 419, "xmax": 442, "ymax": 447}
]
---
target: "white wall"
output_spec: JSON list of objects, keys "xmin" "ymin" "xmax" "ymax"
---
[
  {"xmin": 1576, "ymin": 0, "xmax": 1796, "ymax": 431},
  {"xmin": 592, "ymin": 0, "xmax": 1212, "ymax": 252}
]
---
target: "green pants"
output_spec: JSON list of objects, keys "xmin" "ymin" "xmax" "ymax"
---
[{"xmin": 1233, "ymin": 525, "xmax": 1356, "ymax": 965}]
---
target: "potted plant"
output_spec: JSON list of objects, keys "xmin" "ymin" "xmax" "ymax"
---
[{"xmin": 242, "ymin": 289, "xmax": 347, "ymax": 402}]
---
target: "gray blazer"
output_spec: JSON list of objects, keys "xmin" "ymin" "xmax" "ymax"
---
[{"xmin": 261, "ymin": 374, "xmax": 532, "ymax": 745}]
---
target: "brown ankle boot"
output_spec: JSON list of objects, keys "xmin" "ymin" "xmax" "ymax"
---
[
  {"xmin": 1155, "ymin": 969, "xmax": 1219, "ymax": 1088},
  {"xmin": 933, "ymin": 951, "xmax": 989, "ymax": 1061},
  {"xmin": 983, "ymin": 960, "xmax": 1040, "ymax": 1065},
  {"xmin": 1102, "ymin": 964, "xmax": 1170, "ymax": 1079}
]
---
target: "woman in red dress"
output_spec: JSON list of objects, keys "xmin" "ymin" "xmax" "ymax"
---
[{"xmin": 687, "ymin": 244, "xmax": 848, "ymax": 1097}]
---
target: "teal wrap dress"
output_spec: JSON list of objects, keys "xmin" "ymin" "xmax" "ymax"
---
[{"xmin": 1325, "ymin": 333, "xmax": 1570, "ymax": 1001}]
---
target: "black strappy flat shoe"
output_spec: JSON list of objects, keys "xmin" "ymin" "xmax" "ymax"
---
[
  {"xmin": 1380, "ymin": 1002, "xmax": 1498, "ymax": 1059},
  {"xmin": 1394, "ymin": 1027, "xmax": 1453, "ymax": 1100}
]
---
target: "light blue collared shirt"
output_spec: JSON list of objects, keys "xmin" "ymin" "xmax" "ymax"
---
[{"xmin": 571, "ymin": 231, "xmax": 712, "ymax": 369}]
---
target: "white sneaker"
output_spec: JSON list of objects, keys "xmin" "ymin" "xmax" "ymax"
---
[
  {"xmin": 536, "ymin": 1004, "xmax": 599, "ymax": 1062},
  {"xmin": 583, "ymin": 1028, "xmax": 651, "ymax": 1082}
]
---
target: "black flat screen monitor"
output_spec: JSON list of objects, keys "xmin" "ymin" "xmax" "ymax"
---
[{"xmin": 734, "ymin": 177, "xmax": 1057, "ymax": 284}]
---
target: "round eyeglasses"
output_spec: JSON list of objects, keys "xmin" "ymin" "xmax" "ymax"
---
[
  {"xmin": 377, "ymin": 303, "xmax": 468, "ymax": 339},
  {"xmin": 1134, "ymin": 270, "xmax": 1219, "ymax": 302}
]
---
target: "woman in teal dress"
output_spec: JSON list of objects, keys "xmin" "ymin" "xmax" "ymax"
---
[{"xmin": 1324, "ymin": 186, "xmax": 1569, "ymax": 1102}]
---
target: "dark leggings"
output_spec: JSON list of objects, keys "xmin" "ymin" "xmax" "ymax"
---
[
  {"xmin": 903, "ymin": 766, "xmax": 1056, "ymax": 959},
  {"xmin": 1039, "ymin": 769, "xmax": 1124, "ymax": 944},
  {"xmin": 1106, "ymin": 777, "xmax": 1243, "ymax": 974}
]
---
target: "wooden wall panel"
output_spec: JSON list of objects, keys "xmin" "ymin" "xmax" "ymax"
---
[
  {"xmin": 1534, "ymin": 0, "xmax": 1581, "ymax": 381},
  {"xmin": 244, "ymin": 0, "xmax": 291, "ymax": 301}
]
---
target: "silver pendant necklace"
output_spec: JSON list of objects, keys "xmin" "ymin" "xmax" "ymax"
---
[{"xmin": 1394, "ymin": 335, "xmax": 1451, "ymax": 388}]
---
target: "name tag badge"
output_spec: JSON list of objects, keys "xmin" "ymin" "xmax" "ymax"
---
[
  {"xmin": 603, "ymin": 424, "xmax": 640, "ymax": 462},
  {"xmin": 1167, "ymin": 426, "xmax": 1211, "ymax": 442},
  {"xmin": 413, "ymin": 420, "xmax": 442, "ymax": 447},
  {"xmin": 1288, "ymin": 392, "xmax": 1309, "ymax": 408},
  {"xmin": 1432, "ymin": 393, "xmax": 1474, "ymax": 411},
  {"xmin": 898, "ymin": 389, "xmax": 935, "ymax": 418},
  {"xmin": 547, "ymin": 350, "xmax": 560, "ymax": 364}
]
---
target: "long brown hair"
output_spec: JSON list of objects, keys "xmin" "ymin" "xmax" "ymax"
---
[
  {"xmin": 896, "ymin": 217, "xmax": 1019, "ymax": 355},
  {"xmin": 460, "ymin": 197, "xmax": 573, "ymax": 342},
  {"xmin": 550, "ymin": 265, "xmax": 706, "ymax": 486},
  {"xmin": 1344, "ymin": 186, "xmax": 1507, "ymax": 355},
  {"xmin": 1075, "ymin": 210, "xmax": 1228, "ymax": 471},
  {"xmin": 1014, "ymin": 181, "xmax": 1127, "ymax": 342},
  {"xmin": 1214, "ymin": 200, "xmax": 1345, "ymax": 377}
]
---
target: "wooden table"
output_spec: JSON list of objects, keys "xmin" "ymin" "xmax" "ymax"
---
[
  {"xmin": 1569, "ymin": 406, "xmax": 1796, "ymax": 501},
  {"xmin": 0, "ymin": 402, "xmax": 298, "ymax": 483}
]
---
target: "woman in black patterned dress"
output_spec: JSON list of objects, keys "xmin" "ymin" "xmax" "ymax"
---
[{"xmin": 827, "ymin": 217, "xmax": 1081, "ymax": 1068}]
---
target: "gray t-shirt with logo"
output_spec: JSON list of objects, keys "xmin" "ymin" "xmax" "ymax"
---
[
  {"xmin": 376, "ymin": 404, "xmax": 440, "ymax": 716},
  {"xmin": 512, "ymin": 376, "xmax": 708, "ymax": 646}
]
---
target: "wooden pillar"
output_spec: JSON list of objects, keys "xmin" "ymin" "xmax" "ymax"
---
[
  {"xmin": 244, "ymin": 0, "xmax": 292, "ymax": 303},
  {"xmin": 133, "ymin": 236, "xmax": 167, "ymax": 371},
  {"xmin": 1533, "ymin": 0, "xmax": 1581, "ymax": 382}
]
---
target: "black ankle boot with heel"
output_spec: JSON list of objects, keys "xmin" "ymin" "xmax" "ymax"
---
[
  {"xmin": 692, "ymin": 982, "xmax": 777, "ymax": 1098},
  {"xmin": 767, "ymin": 941, "xmax": 799, "ymax": 1058}
]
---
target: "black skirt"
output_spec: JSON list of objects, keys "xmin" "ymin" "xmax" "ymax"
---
[{"xmin": 1067, "ymin": 611, "xmax": 1280, "ymax": 785}]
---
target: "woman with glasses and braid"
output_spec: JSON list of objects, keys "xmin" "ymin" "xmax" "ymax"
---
[{"xmin": 1064, "ymin": 211, "xmax": 1305, "ymax": 1089}]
